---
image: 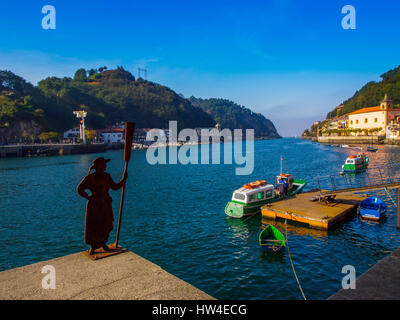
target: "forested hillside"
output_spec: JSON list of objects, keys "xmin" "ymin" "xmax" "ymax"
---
[
  {"xmin": 327, "ymin": 65, "xmax": 400, "ymax": 119},
  {"xmin": 1, "ymin": 67, "xmax": 280, "ymax": 140},
  {"xmin": 189, "ymin": 97, "xmax": 280, "ymax": 138}
]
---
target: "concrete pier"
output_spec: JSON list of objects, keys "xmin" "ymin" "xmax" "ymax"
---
[
  {"xmin": 0, "ymin": 250, "xmax": 214, "ymax": 300},
  {"xmin": 329, "ymin": 248, "xmax": 400, "ymax": 300},
  {"xmin": 0, "ymin": 143, "xmax": 106, "ymax": 158}
]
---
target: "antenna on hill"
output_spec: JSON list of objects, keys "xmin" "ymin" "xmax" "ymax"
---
[{"xmin": 138, "ymin": 68, "xmax": 147, "ymax": 80}]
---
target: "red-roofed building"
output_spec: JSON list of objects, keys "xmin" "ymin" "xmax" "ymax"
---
[
  {"xmin": 97, "ymin": 127, "xmax": 125, "ymax": 145},
  {"xmin": 348, "ymin": 94, "xmax": 400, "ymax": 136}
]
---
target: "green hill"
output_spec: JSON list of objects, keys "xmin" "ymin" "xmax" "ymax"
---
[
  {"xmin": 327, "ymin": 65, "xmax": 400, "ymax": 119},
  {"xmin": 1, "ymin": 67, "xmax": 280, "ymax": 141},
  {"xmin": 37, "ymin": 67, "xmax": 215, "ymax": 131},
  {"xmin": 0, "ymin": 68, "xmax": 215, "ymax": 140},
  {"xmin": 189, "ymin": 97, "xmax": 280, "ymax": 138}
]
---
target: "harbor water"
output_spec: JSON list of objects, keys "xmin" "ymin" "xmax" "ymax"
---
[{"xmin": 1, "ymin": 138, "xmax": 400, "ymax": 299}]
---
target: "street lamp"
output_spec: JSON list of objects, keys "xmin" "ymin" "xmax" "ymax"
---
[{"xmin": 73, "ymin": 110, "xmax": 88, "ymax": 144}]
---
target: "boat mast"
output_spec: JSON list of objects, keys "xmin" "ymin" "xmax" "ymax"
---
[{"xmin": 281, "ymin": 155, "xmax": 283, "ymax": 175}]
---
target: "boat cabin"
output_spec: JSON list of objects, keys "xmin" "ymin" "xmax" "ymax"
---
[
  {"xmin": 232, "ymin": 182, "xmax": 275, "ymax": 204},
  {"xmin": 275, "ymin": 174, "xmax": 294, "ymax": 190},
  {"xmin": 345, "ymin": 154, "xmax": 366, "ymax": 165}
]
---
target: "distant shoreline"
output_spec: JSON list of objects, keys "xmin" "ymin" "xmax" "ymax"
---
[
  {"xmin": 302, "ymin": 135, "xmax": 400, "ymax": 146},
  {"xmin": 0, "ymin": 136, "xmax": 281, "ymax": 158}
]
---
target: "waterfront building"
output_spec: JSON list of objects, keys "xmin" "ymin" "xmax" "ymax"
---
[
  {"xmin": 133, "ymin": 128, "xmax": 149, "ymax": 143},
  {"xmin": 348, "ymin": 94, "xmax": 400, "ymax": 136},
  {"xmin": 326, "ymin": 115, "xmax": 348, "ymax": 130},
  {"xmin": 63, "ymin": 127, "xmax": 80, "ymax": 139},
  {"xmin": 97, "ymin": 128, "xmax": 124, "ymax": 145},
  {"xmin": 387, "ymin": 115, "xmax": 400, "ymax": 138}
]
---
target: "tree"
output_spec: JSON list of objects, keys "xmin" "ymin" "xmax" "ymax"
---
[
  {"xmin": 85, "ymin": 129, "xmax": 96, "ymax": 141},
  {"xmin": 73, "ymin": 69, "xmax": 87, "ymax": 81},
  {"xmin": 88, "ymin": 69, "xmax": 97, "ymax": 77},
  {"xmin": 38, "ymin": 131, "xmax": 59, "ymax": 142}
]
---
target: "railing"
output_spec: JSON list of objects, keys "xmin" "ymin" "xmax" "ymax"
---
[{"xmin": 312, "ymin": 163, "xmax": 400, "ymax": 196}]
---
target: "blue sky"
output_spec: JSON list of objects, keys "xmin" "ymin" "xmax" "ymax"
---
[{"xmin": 1, "ymin": 0, "xmax": 399, "ymax": 136}]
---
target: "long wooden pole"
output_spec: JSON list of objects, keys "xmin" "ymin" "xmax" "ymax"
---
[{"xmin": 114, "ymin": 122, "xmax": 135, "ymax": 248}]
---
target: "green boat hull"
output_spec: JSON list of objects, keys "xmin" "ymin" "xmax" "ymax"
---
[
  {"xmin": 225, "ymin": 179, "xmax": 306, "ymax": 218},
  {"xmin": 259, "ymin": 225, "xmax": 286, "ymax": 253},
  {"xmin": 342, "ymin": 163, "xmax": 368, "ymax": 173},
  {"xmin": 342, "ymin": 156, "xmax": 369, "ymax": 173}
]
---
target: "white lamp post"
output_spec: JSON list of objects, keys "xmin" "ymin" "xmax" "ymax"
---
[{"xmin": 73, "ymin": 110, "xmax": 88, "ymax": 144}]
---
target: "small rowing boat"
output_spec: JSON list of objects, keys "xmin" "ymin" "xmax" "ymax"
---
[
  {"xmin": 358, "ymin": 197, "xmax": 386, "ymax": 221},
  {"xmin": 366, "ymin": 146, "xmax": 378, "ymax": 152},
  {"xmin": 259, "ymin": 225, "xmax": 286, "ymax": 253}
]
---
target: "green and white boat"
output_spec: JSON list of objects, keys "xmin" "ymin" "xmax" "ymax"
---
[
  {"xmin": 340, "ymin": 153, "xmax": 369, "ymax": 174},
  {"xmin": 225, "ymin": 174, "xmax": 306, "ymax": 219}
]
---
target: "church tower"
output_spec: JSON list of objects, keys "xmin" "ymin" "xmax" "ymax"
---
[{"xmin": 380, "ymin": 93, "xmax": 392, "ymax": 110}]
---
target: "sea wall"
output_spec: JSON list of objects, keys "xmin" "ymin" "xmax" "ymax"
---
[
  {"xmin": 0, "ymin": 143, "xmax": 107, "ymax": 158},
  {"xmin": 385, "ymin": 138, "xmax": 400, "ymax": 145},
  {"xmin": 317, "ymin": 136, "xmax": 385, "ymax": 145}
]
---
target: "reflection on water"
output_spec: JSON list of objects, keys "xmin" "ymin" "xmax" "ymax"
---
[
  {"xmin": 225, "ymin": 216, "xmax": 254, "ymax": 240},
  {"xmin": 313, "ymin": 145, "xmax": 400, "ymax": 191},
  {"xmin": 261, "ymin": 218, "xmax": 328, "ymax": 241}
]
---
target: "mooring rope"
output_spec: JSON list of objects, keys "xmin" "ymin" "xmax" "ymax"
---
[
  {"xmin": 384, "ymin": 188, "xmax": 397, "ymax": 208},
  {"xmin": 285, "ymin": 219, "xmax": 307, "ymax": 300}
]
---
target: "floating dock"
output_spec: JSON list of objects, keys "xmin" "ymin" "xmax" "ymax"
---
[
  {"xmin": 261, "ymin": 190, "xmax": 367, "ymax": 230},
  {"xmin": 0, "ymin": 249, "xmax": 214, "ymax": 300}
]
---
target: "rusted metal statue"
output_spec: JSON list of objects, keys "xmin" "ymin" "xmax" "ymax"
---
[{"xmin": 77, "ymin": 157, "xmax": 128, "ymax": 255}]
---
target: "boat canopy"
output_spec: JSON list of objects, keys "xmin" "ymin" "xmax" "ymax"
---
[
  {"xmin": 346, "ymin": 154, "xmax": 367, "ymax": 164},
  {"xmin": 232, "ymin": 184, "xmax": 275, "ymax": 204}
]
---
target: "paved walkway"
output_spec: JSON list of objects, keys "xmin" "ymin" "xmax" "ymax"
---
[{"xmin": 0, "ymin": 250, "xmax": 214, "ymax": 300}]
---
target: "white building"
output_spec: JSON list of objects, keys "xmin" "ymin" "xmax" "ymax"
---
[
  {"xmin": 100, "ymin": 130, "xmax": 124, "ymax": 144},
  {"xmin": 348, "ymin": 94, "xmax": 400, "ymax": 136},
  {"xmin": 63, "ymin": 127, "xmax": 80, "ymax": 139}
]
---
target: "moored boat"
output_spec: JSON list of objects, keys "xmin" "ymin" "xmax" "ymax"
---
[
  {"xmin": 358, "ymin": 197, "xmax": 386, "ymax": 221},
  {"xmin": 225, "ymin": 174, "xmax": 306, "ymax": 218},
  {"xmin": 259, "ymin": 225, "xmax": 286, "ymax": 253},
  {"xmin": 340, "ymin": 153, "xmax": 369, "ymax": 174},
  {"xmin": 367, "ymin": 146, "xmax": 378, "ymax": 152}
]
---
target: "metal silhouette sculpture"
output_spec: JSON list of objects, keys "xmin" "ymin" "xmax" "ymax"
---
[
  {"xmin": 77, "ymin": 157, "xmax": 127, "ymax": 255},
  {"xmin": 77, "ymin": 122, "xmax": 135, "ymax": 259}
]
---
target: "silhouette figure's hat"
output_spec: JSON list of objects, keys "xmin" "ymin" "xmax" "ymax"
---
[{"xmin": 90, "ymin": 157, "xmax": 111, "ymax": 171}]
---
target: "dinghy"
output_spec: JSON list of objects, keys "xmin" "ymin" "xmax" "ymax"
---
[
  {"xmin": 358, "ymin": 197, "xmax": 386, "ymax": 221},
  {"xmin": 259, "ymin": 225, "xmax": 286, "ymax": 253}
]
